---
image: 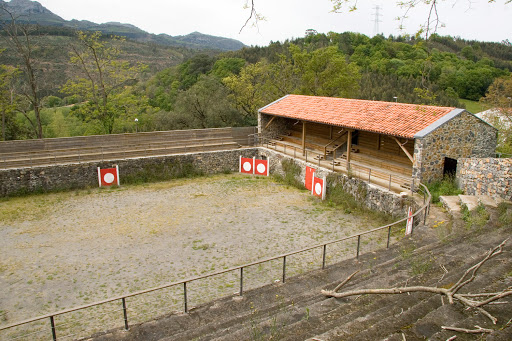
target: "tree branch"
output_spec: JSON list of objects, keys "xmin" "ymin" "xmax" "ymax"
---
[
  {"xmin": 441, "ymin": 325, "xmax": 494, "ymax": 334},
  {"xmin": 322, "ymin": 239, "xmax": 509, "ymax": 325}
]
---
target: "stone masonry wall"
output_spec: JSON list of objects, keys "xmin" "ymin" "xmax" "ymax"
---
[
  {"xmin": 259, "ymin": 148, "xmax": 414, "ymax": 216},
  {"xmin": 0, "ymin": 149, "xmax": 259, "ymax": 197},
  {"xmin": 413, "ymin": 111, "xmax": 497, "ymax": 183},
  {"xmin": 457, "ymin": 158, "xmax": 512, "ymax": 200},
  {"xmin": 258, "ymin": 113, "xmax": 291, "ymax": 139},
  {"xmin": 1, "ymin": 147, "xmax": 415, "ymax": 217}
]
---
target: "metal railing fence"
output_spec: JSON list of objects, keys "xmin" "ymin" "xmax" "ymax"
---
[
  {"xmin": 0, "ymin": 184, "xmax": 431, "ymax": 341},
  {"xmin": 258, "ymin": 136, "xmax": 415, "ymax": 193}
]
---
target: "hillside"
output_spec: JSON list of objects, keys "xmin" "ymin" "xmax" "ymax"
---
[
  {"xmin": 0, "ymin": 0, "xmax": 246, "ymax": 51},
  {"xmin": 0, "ymin": 34, "xmax": 205, "ymax": 96}
]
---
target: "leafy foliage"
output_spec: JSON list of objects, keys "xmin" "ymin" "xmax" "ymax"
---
[
  {"xmin": 426, "ymin": 175, "xmax": 463, "ymax": 204},
  {"xmin": 61, "ymin": 31, "xmax": 149, "ymax": 134}
]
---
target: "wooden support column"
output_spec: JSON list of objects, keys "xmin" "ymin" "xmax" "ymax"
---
[
  {"xmin": 346, "ymin": 130, "xmax": 352, "ymax": 167},
  {"xmin": 302, "ymin": 121, "xmax": 306, "ymax": 156},
  {"xmin": 392, "ymin": 136, "xmax": 414, "ymax": 163}
]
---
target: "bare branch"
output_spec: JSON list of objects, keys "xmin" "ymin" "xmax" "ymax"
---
[
  {"xmin": 441, "ymin": 325, "xmax": 493, "ymax": 334},
  {"xmin": 322, "ymin": 239, "xmax": 509, "ymax": 325}
]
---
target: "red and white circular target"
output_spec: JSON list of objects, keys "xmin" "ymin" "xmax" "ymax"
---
[
  {"xmin": 240, "ymin": 157, "xmax": 254, "ymax": 174},
  {"xmin": 254, "ymin": 159, "xmax": 269, "ymax": 176},
  {"xmin": 98, "ymin": 166, "xmax": 120, "ymax": 187},
  {"xmin": 312, "ymin": 176, "xmax": 326, "ymax": 200},
  {"xmin": 314, "ymin": 182, "xmax": 322, "ymax": 195}
]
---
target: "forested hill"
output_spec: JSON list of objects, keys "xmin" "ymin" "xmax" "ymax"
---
[
  {"xmin": 0, "ymin": 0, "xmax": 246, "ymax": 51},
  {"xmin": 224, "ymin": 32, "xmax": 512, "ymax": 103}
]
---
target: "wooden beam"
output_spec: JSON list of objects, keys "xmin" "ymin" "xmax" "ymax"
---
[
  {"xmin": 346, "ymin": 130, "xmax": 352, "ymax": 166},
  {"xmin": 264, "ymin": 116, "xmax": 277, "ymax": 130},
  {"xmin": 392, "ymin": 136, "xmax": 414, "ymax": 163},
  {"xmin": 302, "ymin": 121, "xmax": 306, "ymax": 156}
]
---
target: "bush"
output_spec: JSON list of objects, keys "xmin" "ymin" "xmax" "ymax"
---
[
  {"xmin": 44, "ymin": 95, "xmax": 62, "ymax": 108},
  {"xmin": 427, "ymin": 175, "xmax": 463, "ymax": 204},
  {"xmin": 273, "ymin": 159, "xmax": 305, "ymax": 189}
]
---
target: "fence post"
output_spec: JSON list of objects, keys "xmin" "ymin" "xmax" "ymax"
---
[
  {"xmin": 240, "ymin": 267, "xmax": 244, "ymax": 296},
  {"xmin": 50, "ymin": 316, "xmax": 57, "ymax": 341},
  {"xmin": 282, "ymin": 256, "xmax": 287, "ymax": 283},
  {"xmin": 305, "ymin": 150, "xmax": 308, "ymax": 163},
  {"xmin": 322, "ymin": 244, "xmax": 327, "ymax": 269},
  {"xmin": 387, "ymin": 226, "xmax": 392, "ymax": 248},
  {"xmin": 294, "ymin": 146, "xmax": 296, "ymax": 159},
  {"xmin": 368, "ymin": 169, "xmax": 371, "ymax": 184},
  {"xmin": 183, "ymin": 282, "xmax": 188, "ymax": 313},
  {"xmin": 356, "ymin": 235, "xmax": 361, "ymax": 259},
  {"xmin": 122, "ymin": 298, "xmax": 129, "ymax": 330},
  {"xmin": 388, "ymin": 175, "xmax": 392, "ymax": 191}
]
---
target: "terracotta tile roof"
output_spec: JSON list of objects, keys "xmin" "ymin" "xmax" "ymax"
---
[{"xmin": 259, "ymin": 95, "xmax": 458, "ymax": 139}]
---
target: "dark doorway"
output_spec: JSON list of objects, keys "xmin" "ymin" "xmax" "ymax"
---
[{"xmin": 443, "ymin": 157, "xmax": 457, "ymax": 177}]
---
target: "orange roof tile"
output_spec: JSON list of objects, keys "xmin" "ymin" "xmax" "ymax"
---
[{"xmin": 259, "ymin": 95, "xmax": 458, "ymax": 139}]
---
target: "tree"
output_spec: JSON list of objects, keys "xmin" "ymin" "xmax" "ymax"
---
[
  {"xmin": 171, "ymin": 75, "xmax": 247, "ymax": 129},
  {"xmin": 0, "ymin": 8, "xmax": 46, "ymax": 138},
  {"xmin": 62, "ymin": 31, "xmax": 147, "ymax": 134},
  {"xmin": 290, "ymin": 44, "xmax": 360, "ymax": 97},
  {"xmin": 481, "ymin": 74, "xmax": 512, "ymax": 152},
  {"xmin": 223, "ymin": 61, "xmax": 273, "ymax": 119},
  {"xmin": 223, "ymin": 45, "xmax": 360, "ymax": 119},
  {"xmin": 0, "ymin": 62, "xmax": 20, "ymax": 140}
]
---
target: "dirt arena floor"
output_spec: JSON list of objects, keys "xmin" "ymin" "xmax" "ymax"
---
[{"xmin": 0, "ymin": 173, "xmax": 390, "ymax": 339}]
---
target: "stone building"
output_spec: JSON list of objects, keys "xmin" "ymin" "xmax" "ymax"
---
[{"xmin": 258, "ymin": 95, "xmax": 497, "ymax": 184}]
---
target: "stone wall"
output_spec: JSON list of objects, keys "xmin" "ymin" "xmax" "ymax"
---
[
  {"xmin": 1, "ymin": 147, "xmax": 416, "ymax": 217},
  {"xmin": 413, "ymin": 111, "xmax": 497, "ymax": 183},
  {"xmin": 259, "ymin": 149, "xmax": 413, "ymax": 216},
  {"xmin": 258, "ymin": 113, "xmax": 291, "ymax": 139},
  {"xmin": 0, "ymin": 149, "xmax": 259, "ymax": 197},
  {"xmin": 457, "ymin": 158, "xmax": 512, "ymax": 200}
]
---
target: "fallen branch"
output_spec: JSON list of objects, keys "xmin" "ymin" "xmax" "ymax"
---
[
  {"xmin": 322, "ymin": 239, "xmax": 509, "ymax": 324},
  {"xmin": 441, "ymin": 325, "xmax": 493, "ymax": 334}
]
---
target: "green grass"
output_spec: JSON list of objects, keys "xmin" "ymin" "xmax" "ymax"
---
[
  {"xmin": 461, "ymin": 203, "xmax": 490, "ymax": 229},
  {"xmin": 426, "ymin": 176, "xmax": 463, "ymax": 204},
  {"xmin": 459, "ymin": 99, "xmax": 488, "ymax": 114}
]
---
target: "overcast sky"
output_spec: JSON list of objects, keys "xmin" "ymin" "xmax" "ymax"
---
[{"xmin": 30, "ymin": 0, "xmax": 512, "ymax": 46}]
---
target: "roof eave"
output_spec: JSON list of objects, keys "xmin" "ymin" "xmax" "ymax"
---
[
  {"xmin": 258, "ymin": 95, "xmax": 290, "ymax": 113},
  {"xmin": 414, "ymin": 108, "xmax": 465, "ymax": 139}
]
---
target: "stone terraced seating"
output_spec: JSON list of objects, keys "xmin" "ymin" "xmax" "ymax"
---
[{"xmin": 90, "ymin": 203, "xmax": 512, "ymax": 341}]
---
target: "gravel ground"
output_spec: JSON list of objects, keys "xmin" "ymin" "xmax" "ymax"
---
[{"xmin": 0, "ymin": 173, "xmax": 386, "ymax": 339}]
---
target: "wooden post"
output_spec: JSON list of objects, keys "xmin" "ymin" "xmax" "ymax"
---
[
  {"xmin": 302, "ymin": 121, "xmax": 306, "ymax": 156},
  {"xmin": 346, "ymin": 130, "xmax": 352, "ymax": 168}
]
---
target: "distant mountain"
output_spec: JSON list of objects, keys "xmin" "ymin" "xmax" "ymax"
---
[{"xmin": 0, "ymin": 0, "xmax": 246, "ymax": 51}]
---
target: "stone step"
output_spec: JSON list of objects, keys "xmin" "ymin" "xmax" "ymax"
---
[
  {"xmin": 439, "ymin": 195, "xmax": 461, "ymax": 213},
  {"xmin": 459, "ymin": 194, "xmax": 480, "ymax": 211}
]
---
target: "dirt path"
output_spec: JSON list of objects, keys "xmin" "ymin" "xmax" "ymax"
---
[{"xmin": 0, "ymin": 174, "xmax": 387, "ymax": 339}]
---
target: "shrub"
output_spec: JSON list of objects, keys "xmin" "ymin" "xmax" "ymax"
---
[{"xmin": 427, "ymin": 175, "xmax": 463, "ymax": 204}]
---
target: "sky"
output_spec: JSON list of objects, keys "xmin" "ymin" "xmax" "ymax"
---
[{"xmin": 27, "ymin": 0, "xmax": 512, "ymax": 46}]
